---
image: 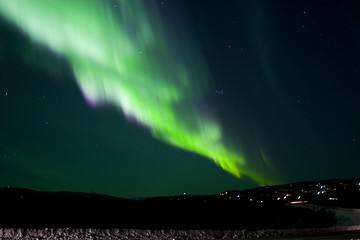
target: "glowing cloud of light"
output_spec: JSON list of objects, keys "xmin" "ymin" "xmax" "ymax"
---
[{"xmin": 0, "ymin": 0, "xmax": 273, "ymax": 185}]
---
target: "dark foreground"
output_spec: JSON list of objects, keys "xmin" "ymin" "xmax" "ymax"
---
[
  {"xmin": 0, "ymin": 190, "xmax": 338, "ymax": 229},
  {"xmin": 0, "ymin": 179, "xmax": 359, "ymax": 230}
]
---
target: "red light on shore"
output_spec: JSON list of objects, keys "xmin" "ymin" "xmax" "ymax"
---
[{"xmin": 290, "ymin": 201, "xmax": 308, "ymax": 204}]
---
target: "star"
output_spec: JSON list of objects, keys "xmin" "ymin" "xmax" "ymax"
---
[{"xmin": 216, "ymin": 89, "xmax": 224, "ymax": 95}]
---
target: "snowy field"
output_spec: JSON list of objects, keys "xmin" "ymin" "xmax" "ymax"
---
[
  {"xmin": 0, "ymin": 207, "xmax": 359, "ymax": 239},
  {"xmin": 0, "ymin": 226, "xmax": 360, "ymax": 240}
]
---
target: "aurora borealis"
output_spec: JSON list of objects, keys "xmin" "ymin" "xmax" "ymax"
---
[
  {"xmin": 0, "ymin": 0, "xmax": 359, "ymax": 198},
  {"xmin": 0, "ymin": 0, "xmax": 274, "ymax": 185}
]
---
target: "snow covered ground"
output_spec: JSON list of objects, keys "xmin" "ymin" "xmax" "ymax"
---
[
  {"xmin": 0, "ymin": 226, "xmax": 360, "ymax": 240},
  {"xmin": 0, "ymin": 207, "xmax": 359, "ymax": 240},
  {"xmin": 291, "ymin": 204, "xmax": 360, "ymax": 226},
  {"xmin": 332, "ymin": 208, "xmax": 360, "ymax": 226}
]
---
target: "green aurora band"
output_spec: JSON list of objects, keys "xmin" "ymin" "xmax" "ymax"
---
[{"xmin": 0, "ymin": 0, "xmax": 273, "ymax": 185}]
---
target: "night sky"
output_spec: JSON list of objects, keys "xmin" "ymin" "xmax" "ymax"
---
[{"xmin": 0, "ymin": 0, "xmax": 359, "ymax": 198}]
